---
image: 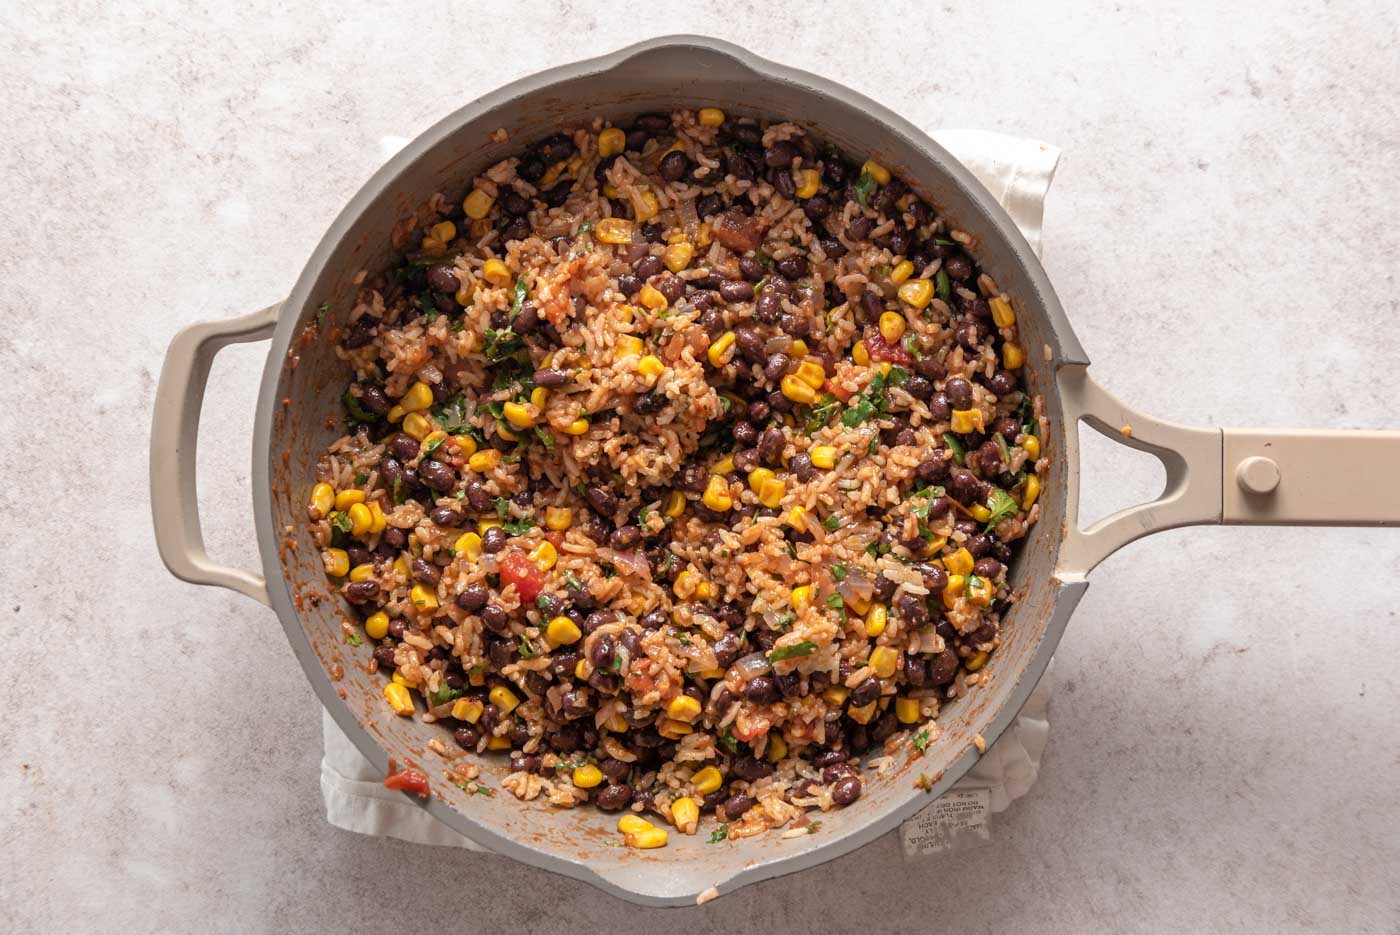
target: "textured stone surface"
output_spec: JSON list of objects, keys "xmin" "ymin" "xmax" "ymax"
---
[{"xmin": 3, "ymin": 3, "xmax": 1398, "ymax": 932}]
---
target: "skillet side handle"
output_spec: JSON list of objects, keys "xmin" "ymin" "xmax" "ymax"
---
[
  {"xmin": 1055, "ymin": 365, "xmax": 1224, "ymax": 577},
  {"xmin": 150, "ymin": 304, "xmax": 280, "ymax": 606},
  {"xmin": 1222, "ymin": 428, "xmax": 1400, "ymax": 525}
]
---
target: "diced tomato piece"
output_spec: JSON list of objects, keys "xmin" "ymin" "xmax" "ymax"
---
[
  {"xmin": 384, "ymin": 759, "xmax": 430, "ymax": 798},
  {"xmin": 823, "ymin": 379, "xmax": 853, "ymax": 403},
  {"xmin": 498, "ymin": 550, "xmax": 545, "ymax": 603},
  {"xmin": 862, "ymin": 325, "xmax": 912, "ymax": 365}
]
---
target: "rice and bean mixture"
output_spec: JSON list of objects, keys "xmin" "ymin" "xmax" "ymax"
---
[{"xmin": 308, "ymin": 107, "xmax": 1046, "ymax": 847}]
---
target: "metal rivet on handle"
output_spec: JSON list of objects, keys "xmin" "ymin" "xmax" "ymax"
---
[{"xmin": 1236, "ymin": 456, "xmax": 1281, "ymax": 495}]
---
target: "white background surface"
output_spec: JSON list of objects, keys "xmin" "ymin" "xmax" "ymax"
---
[{"xmin": 3, "ymin": 2, "xmax": 1398, "ymax": 932}]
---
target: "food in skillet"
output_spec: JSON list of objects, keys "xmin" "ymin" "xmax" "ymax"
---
[{"xmin": 307, "ymin": 107, "xmax": 1046, "ymax": 846}]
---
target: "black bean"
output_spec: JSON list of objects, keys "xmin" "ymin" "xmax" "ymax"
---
[
  {"xmin": 387, "ymin": 619, "xmax": 409, "ymax": 641},
  {"xmin": 762, "ymin": 353, "xmax": 790, "ymax": 384},
  {"xmin": 763, "ymin": 140, "xmax": 797, "ymax": 167},
  {"xmin": 767, "ymin": 389, "xmax": 792, "ymax": 413},
  {"xmin": 849, "ymin": 676, "xmax": 881, "ymax": 707},
  {"xmin": 389, "ymin": 434, "xmax": 421, "ymax": 461},
  {"xmin": 734, "ymin": 256, "xmax": 762, "ymax": 282},
  {"xmin": 819, "ymin": 237, "xmax": 848, "ymax": 260},
  {"xmin": 696, "ymin": 192, "xmax": 723, "ymax": 219},
  {"xmin": 616, "ymin": 272, "xmax": 642, "ymax": 297},
  {"xmin": 779, "ymin": 313, "xmax": 810, "ymax": 338},
  {"xmin": 634, "ymin": 391, "xmax": 668, "ymax": 415},
  {"xmin": 609, "ymin": 525, "xmax": 641, "ymax": 550},
  {"xmin": 477, "ymin": 604, "xmax": 508, "ymax": 634},
  {"xmin": 734, "ymin": 326, "xmax": 764, "ymax": 363},
  {"xmin": 831, "ymin": 777, "xmax": 862, "ymax": 806},
  {"xmin": 732, "ymin": 756, "xmax": 771, "ymax": 783},
  {"xmin": 944, "ymin": 253, "xmax": 973, "ymax": 281},
  {"xmin": 656, "ymin": 272, "xmax": 686, "ymax": 302},
  {"xmin": 973, "ymin": 557, "xmax": 1003, "ymax": 579},
  {"xmin": 659, "ymin": 150, "xmax": 689, "ymax": 181},
  {"xmin": 711, "ymin": 632, "xmax": 743, "ymax": 668},
  {"xmin": 410, "ymin": 558, "xmax": 441, "ymax": 586},
  {"xmin": 453, "ymin": 725, "xmax": 481, "ymax": 750},
  {"xmin": 894, "ymin": 592, "xmax": 929, "ymax": 628},
  {"xmin": 725, "ymin": 151, "xmax": 756, "ymax": 181},
  {"xmin": 913, "ymin": 562, "xmax": 949, "ymax": 592},
  {"xmin": 811, "ymin": 748, "xmax": 847, "ymax": 768},
  {"xmin": 846, "ymin": 216, "xmax": 873, "ymax": 241},
  {"xmin": 773, "ymin": 169, "xmax": 797, "ymax": 199},
  {"xmin": 345, "ymin": 580, "xmax": 379, "ymax": 604},
  {"xmin": 754, "ymin": 290, "xmax": 782, "ymax": 324},
  {"xmin": 633, "ymin": 254, "xmax": 663, "ymax": 280},
  {"xmin": 928, "ymin": 649, "xmax": 959, "ymax": 686},
  {"xmin": 590, "ymin": 783, "xmax": 631, "ymax": 811},
  {"xmin": 956, "ymin": 321, "xmax": 986, "ymax": 352},
  {"xmin": 481, "ymin": 525, "xmax": 507, "ymax": 553},
  {"xmin": 347, "ymin": 547, "xmax": 372, "ymax": 568},
  {"xmin": 720, "ymin": 793, "xmax": 754, "ymax": 821},
  {"xmin": 540, "ymin": 180, "xmax": 572, "ymax": 208},
  {"xmin": 944, "ymin": 378, "xmax": 974, "ymax": 410},
  {"xmin": 751, "ymin": 426, "xmax": 782, "ymax": 465},
  {"xmin": 585, "ymin": 485, "xmax": 618, "ymax": 517},
  {"xmin": 926, "ymin": 391, "xmax": 952, "ymax": 421},
  {"xmin": 532, "ymin": 367, "xmax": 569, "ymax": 388},
  {"xmin": 719, "ymin": 279, "xmax": 754, "ymax": 302},
  {"xmin": 358, "ymin": 384, "xmax": 390, "ymax": 416},
  {"xmin": 889, "ymin": 227, "xmax": 913, "ymax": 257},
  {"xmin": 906, "ymin": 374, "xmax": 934, "ymax": 400},
  {"xmin": 342, "ymin": 317, "xmax": 377, "ymax": 349},
  {"xmin": 697, "ymin": 306, "xmax": 724, "ymax": 338},
  {"xmin": 588, "ymin": 633, "xmax": 616, "ymax": 669},
  {"xmin": 418, "ymin": 460, "xmax": 456, "ymax": 493},
  {"xmin": 949, "ymin": 467, "xmax": 982, "ymax": 504},
  {"xmin": 464, "ymin": 480, "xmax": 492, "ymax": 513},
  {"xmin": 775, "ymin": 255, "xmax": 808, "ymax": 279},
  {"xmin": 744, "ymin": 675, "xmax": 781, "ymax": 704},
  {"xmin": 733, "ymin": 421, "xmax": 758, "ymax": 446},
  {"xmin": 373, "ymin": 643, "xmax": 397, "ymax": 668},
  {"xmin": 989, "ymin": 370, "xmax": 1019, "ymax": 397},
  {"xmin": 788, "ymin": 451, "xmax": 814, "ymax": 482},
  {"xmin": 803, "ymin": 193, "xmax": 831, "ymax": 220},
  {"xmin": 957, "ymin": 291, "xmax": 992, "ymax": 320},
  {"xmin": 975, "ymin": 440, "xmax": 1004, "ymax": 475}
]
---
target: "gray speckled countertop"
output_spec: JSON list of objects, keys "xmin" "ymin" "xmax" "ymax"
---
[{"xmin": 4, "ymin": 3, "xmax": 1399, "ymax": 932}]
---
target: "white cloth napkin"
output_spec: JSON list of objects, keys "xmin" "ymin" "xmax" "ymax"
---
[{"xmin": 320, "ymin": 129, "xmax": 1062, "ymax": 846}]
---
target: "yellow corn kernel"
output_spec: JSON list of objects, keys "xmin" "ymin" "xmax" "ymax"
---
[
  {"xmin": 809, "ymin": 445, "xmax": 837, "ymax": 470},
  {"xmin": 878, "ymin": 311, "xmax": 907, "ymax": 344},
  {"xmin": 334, "ymin": 488, "xmax": 366, "ymax": 510},
  {"xmin": 481, "ymin": 257, "xmax": 511, "ymax": 287},
  {"xmin": 528, "ymin": 386, "xmax": 549, "ymax": 410},
  {"xmin": 477, "ymin": 520, "xmax": 501, "ymax": 536},
  {"xmin": 563, "ymin": 417, "xmax": 590, "ymax": 435},
  {"xmin": 618, "ymin": 814, "xmax": 653, "ymax": 835},
  {"xmin": 898, "ymin": 278, "xmax": 934, "ymax": 310},
  {"xmin": 869, "ymin": 646, "xmax": 899, "ymax": 679},
  {"xmin": 1022, "ymin": 474, "xmax": 1041, "ymax": 509},
  {"xmin": 545, "ymin": 615, "xmax": 582, "ymax": 648},
  {"xmin": 602, "ymin": 182, "xmax": 620, "ymax": 198},
  {"xmin": 710, "ymin": 455, "xmax": 734, "ymax": 475},
  {"xmin": 861, "ymin": 160, "xmax": 891, "ymax": 185},
  {"xmin": 877, "ymin": 361, "xmax": 892, "ymax": 378},
  {"xmin": 969, "ymin": 503, "xmax": 992, "ymax": 523},
  {"xmin": 638, "ymin": 284, "xmax": 667, "ymax": 311},
  {"xmin": 310, "ymin": 482, "xmax": 334, "ymax": 516},
  {"xmin": 851, "ymin": 340, "xmax": 870, "ymax": 367},
  {"xmin": 496, "ymin": 423, "xmax": 519, "ymax": 443},
  {"xmin": 463, "ymin": 188, "xmax": 494, "ymax": 219},
  {"xmin": 347, "ymin": 502, "xmax": 373, "ymax": 536},
  {"xmin": 392, "ymin": 671, "xmax": 407, "ymax": 685},
  {"xmin": 1022, "ymin": 435, "xmax": 1041, "ymax": 460},
  {"xmin": 657, "ymin": 717, "xmax": 693, "ymax": 740},
  {"xmin": 766, "ymin": 734, "xmax": 788, "ymax": 763},
  {"xmin": 785, "ymin": 505, "xmax": 807, "ymax": 531},
  {"xmin": 410, "ymin": 584, "xmax": 439, "ymax": 611},
  {"xmin": 697, "ymin": 107, "xmax": 725, "ymax": 127},
  {"xmin": 324, "ymin": 548, "xmax": 350, "ymax": 577},
  {"xmin": 967, "ymin": 576, "xmax": 994, "ymax": 607},
  {"xmin": 693, "ymin": 579, "xmax": 715, "ymax": 601},
  {"xmin": 502, "ymin": 401, "xmax": 536, "ymax": 429},
  {"xmin": 529, "ymin": 540, "xmax": 558, "ymax": 571},
  {"xmin": 455, "ymin": 285, "xmax": 472, "ymax": 305},
  {"xmin": 989, "ymin": 296, "xmax": 1016, "ymax": 328},
  {"xmin": 485, "ymin": 735, "xmax": 511, "ymax": 750},
  {"xmin": 453, "ymin": 531, "xmax": 482, "ymax": 561},
  {"xmin": 615, "ymin": 334, "xmax": 644, "ymax": 359},
  {"xmin": 945, "ymin": 547, "xmax": 974, "ymax": 577},
  {"xmin": 635, "ymin": 189, "xmax": 659, "ymax": 221},
  {"xmin": 393, "ymin": 555, "xmax": 409, "ymax": 578},
  {"xmin": 950, "ymin": 409, "xmax": 983, "ymax": 434},
  {"xmin": 567, "ymin": 762, "xmax": 602, "ymax": 789},
  {"xmin": 864, "ymin": 603, "xmax": 888, "ymax": 638},
  {"xmin": 747, "ymin": 467, "xmax": 776, "ymax": 494},
  {"xmin": 544, "ymin": 506, "xmax": 573, "ymax": 531},
  {"xmin": 574, "ymin": 658, "xmax": 591, "ymax": 681},
  {"xmin": 707, "ymin": 331, "xmax": 736, "ymax": 367},
  {"xmin": 625, "ymin": 826, "xmax": 669, "ymax": 849},
  {"xmin": 468, "ymin": 668, "xmax": 485, "ymax": 687},
  {"xmin": 401, "ymin": 412, "xmax": 431, "ymax": 441},
  {"xmin": 702, "ymin": 475, "xmax": 733, "ymax": 512},
  {"xmin": 672, "ymin": 569, "xmax": 702, "ymax": 600},
  {"xmin": 430, "ymin": 220, "xmax": 456, "ymax": 244},
  {"xmin": 595, "ymin": 217, "xmax": 633, "ymax": 244},
  {"xmin": 671, "ymin": 795, "xmax": 700, "ymax": 833},
  {"xmin": 489, "ymin": 685, "xmax": 520, "ymax": 714},
  {"xmin": 369, "ymin": 499, "xmax": 388, "ymax": 534},
  {"xmin": 848, "ymin": 701, "xmax": 878, "ymax": 725},
  {"xmin": 758, "ymin": 477, "xmax": 785, "ymax": 509},
  {"xmin": 451, "ymin": 698, "xmax": 484, "ymax": 723},
  {"xmin": 822, "ymin": 685, "xmax": 850, "ymax": 706},
  {"xmin": 663, "ymin": 490, "xmax": 686, "ymax": 518},
  {"xmin": 795, "ymin": 168, "xmax": 820, "ymax": 199},
  {"xmin": 965, "ymin": 650, "xmax": 990, "ymax": 672},
  {"xmin": 598, "ymin": 126, "xmax": 626, "ymax": 157},
  {"xmin": 637, "ymin": 355, "xmax": 665, "ymax": 383},
  {"xmin": 895, "ymin": 696, "xmax": 921, "ymax": 724},
  {"xmin": 662, "ymin": 241, "xmax": 694, "ymax": 273},
  {"xmin": 791, "ymin": 338, "xmax": 809, "ymax": 357},
  {"xmin": 384, "ymin": 682, "xmax": 414, "ymax": 716},
  {"xmin": 349, "ymin": 563, "xmax": 375, "ymax": 583},
  {"xmin": 364, "ymin": 611, "xmax": 390, "ymax": 640},
  {"xmin": 468, "ymin": 449, "xmax": 501, "ymax": 472},
  {"xmin": 795, "ymin": 359, "xmax": 827, "ymax": 389},
  {"xmin": 791, "ymin": 585, "xmax": 813, "ymax": 613},
  {"xmin": 700, "ymin": 667, "xmax": 726, "ymax": 680},
  {"xmin": 386, "ymin": 405, "xmax": 405, "ymax": 424},
  {"xmin": 421, "ymin": 235, "xmax": 444, "ymax": 255},
  {"xmin": 780, "ymin": 374, "xmax": 818, "ymax": 405},
  {"xmin": 1003, "ymin": 341, "xmax": 1025, "ymax": 370},
  {"xmin": 890, "ymin": 260, "xmax": 915, "ymax": 285},
  {"xmin": 691, "ymin": 765, "xmax": 723, "ymax": 795},
  {"xmin": 942, "ymin": 574, "xmax": 966, "ymax": 609},
  {"xmin": 667, "ymin": 695, "xmax": 702, "ymax": 723}
]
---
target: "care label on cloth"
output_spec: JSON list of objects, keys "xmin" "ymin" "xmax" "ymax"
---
[{"xmin": 900, "ymin": 788, "xmax": 992, "ymax": 856}]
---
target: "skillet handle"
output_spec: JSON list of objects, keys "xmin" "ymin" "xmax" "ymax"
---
[
  {"xmin": 150, "ymin": 304, "xmax": 280, "ymax": 605},
  {"xmin": 1054, "ymin": 365, "xmax": 1223, "ymax": 577},
  {"xmin": 1055, "ymin": 365, "xmax": 1400, "ymax": 576}
]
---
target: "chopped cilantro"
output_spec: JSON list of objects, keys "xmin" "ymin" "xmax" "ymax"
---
[
  {"xmin": 609, "ymin": 655, "xmax": 623, "ymax": 673},
  {"xmin": 342, "ymin": 389, "xmax": 375, "ymax": 423},
  {"xmin": 826, "ymin": 592, "xmax": 847, "ymax": 623},
  {"xmin": 329, "ymin": 511, "xmax": 352, "ymax": 534},
  {"xmin": 432, "ymin": 395, "xmax": 475, "ymax": 436},
  {"xmin": 453, "ymin": 780, "xmax": 494, "ymax": 796},
  {"xmin": 707, "ymin": 825, "xmax": 730, "ymax": 844},
  {"xmin": 428, "ymin": 683, "xmax": 467, "ymax": 705},
  {"xmin": 984, "ymin": 488, "xmax": 1019, "ymax": 531},
  {"xmin": 344, "ymin": 631, "xmax": 362, "ymax": 646},
  {"xmin": 353, "ymin": 471, "xmax": 368, "ymax": 485},
  {"xmin": 942, "ymin": 432, "xmax": 966, "ymax": 464},
  {"xmin": 450, "ymin": 318, "xmax": 466, "ymax": 333},
  {"xmin": 913, "ymin": 729, "xmax": 931, "ymax": 753},
  {"xmin": 831, "ymin": 562, "xmax": 847, "ymax": 581},
  {"xmin": 767, "ymin": 640, "xmax": 816, "ymax": 663},
  {"xmin": 806, "ymin": 393, "xmax": 842, "ymax": 433},
  {"xmin": 510, "ymin": 277, "xmax": 529, "ymax": 319},
  {"xmin": 719, "ymin": 727, "xmax": 739, "ymax": 753},
  {"xmin": 502, "ymin": 517, "xmax": 536, "ymax": 536},
  {"xmin": 853, "ymin": 171, "xmax": 877, "ymax": 207},
  {"xmin": 482, "ymin": 327, "xmax": 522, "ymax": 361},
  {"xmin": 820, "ymin": 515, "xmax": 840, "ymax": 532},
  {"xmin": 772, "ymin": 612, "xmax": 795, "ymax": 630},
  {"xmin": 807, "ymin": 821, "xmax": 822, "ymax": 834},
  {"xmin": 492, "ymin": 497, "xmax": 510, "ymax": 521},
  {"xmin": 935, "ymin": 267, "xmax": 950, "ymax": 302},
  {"xmin": 421, "ymin": 435, "xmax": 447, "ymax": 456},
  {"xmin": 315, "ymin": 302, "xmax": 328, "ymax": 330},
  {"xmin": 518, "ymin": 637, "xmax": 539, "ymax": 659},
  {"xmin": 910, "ymin": 486, "xmax": 946, "ymax": 520}
]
